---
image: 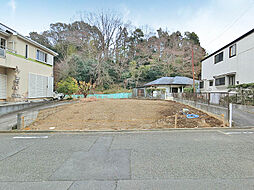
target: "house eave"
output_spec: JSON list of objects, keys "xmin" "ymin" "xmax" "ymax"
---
[
  {"xmin": 17, "ymin": 34, "xmax": 58, "ymax": 56},
  {"xmin": 213, "ymin": 72, "xmax": 236, "ymax": 78},
  {"xmin": 201, "ymin": 28, "xmax": 254, "ymax": 62},
  {"xmin": 0, "ymin": 30, "xmax": 10, "ymax": 37}
]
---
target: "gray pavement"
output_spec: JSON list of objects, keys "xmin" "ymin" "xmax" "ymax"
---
[
  {"xmin": 233, "ymin": 107, "xmax": 254, "ymax": 127},
  {"xmin": 0, "ymin": 129, "xmax": 253, "ymax": 189}
]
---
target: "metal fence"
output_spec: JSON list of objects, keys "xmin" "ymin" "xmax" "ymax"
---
[
  {"xmin": 133, "ymin": 88, "xmax": 254, "ymax": 107},
  {"xmin": 173, "ymin": 92, "xmax": 230, "ymax": 107},
  {"xmin": 227, "ymin": 91, "xmax": 254, "ymax": 106},
  {"xmin": 173, "ymin": 92, "xmax": 254, "ymax": 107}
]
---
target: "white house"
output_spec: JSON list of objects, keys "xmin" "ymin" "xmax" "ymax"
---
[
  {"xmin": 200, "ymin": 28, "xmax": 254, "ymax": 92},
  {"xmin": 144, "ymin": 76, "xmax": 197, "ymax": 94},
  {"xmin": 132, "ymin": 76, "xmax": 198, "ymax": 99}
]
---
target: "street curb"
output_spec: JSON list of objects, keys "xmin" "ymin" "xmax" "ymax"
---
[{"xmin": 0, "ymin": 126, "xmax": 253, "ymax": 134}]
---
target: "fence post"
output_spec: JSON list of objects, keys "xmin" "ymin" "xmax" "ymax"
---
[
  {"xmin": 17, "ymin": 113, "xmax": 24, "ymax": 130},
  {"xmin": 252, "ymin": 91, "xmax": 254, "ymax": 106},
  {"xmin": 229, "ymin": 103, "xmax": 233, "ymax": 128},
  {"xmin": 194, "ymin": 92, "xmax": 197, "ymax": 105},
  {"xmin": 175, "ymin": 114, "xmax": 178, "ymax": 128},
  {"xmin": 241, "ymin": 90, "xmax": 244, "ymax": 105},
  {"xmin": 227, "ymin": 94, "xmax": 230, "ymax": 121},
  {"xmin": 208, "ymin": 93, "xmax": 210, "ymax": 105}
]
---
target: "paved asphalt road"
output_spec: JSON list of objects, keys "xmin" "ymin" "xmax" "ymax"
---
[{"xmin": 0, "ymin": 129, "xmax": 253, "ymax": 190}]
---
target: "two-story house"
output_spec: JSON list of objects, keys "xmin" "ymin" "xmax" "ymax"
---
[
  {"xmin": 200, "ymin": 28, "xmax": 254, "ymax": 92},
  {"xmin": 0, "ymin": 23, "xmax": 58, "ymax": 101}
]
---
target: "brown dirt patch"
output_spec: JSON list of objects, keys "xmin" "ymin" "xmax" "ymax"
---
[{"xmin": 26, "ymin": 98, "xmax": 225, "ymax": 131}]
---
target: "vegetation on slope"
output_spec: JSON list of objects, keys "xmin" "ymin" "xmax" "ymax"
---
[{"xmin": 29, "ymin": 10, "xmax": 206, "ymax": 91}]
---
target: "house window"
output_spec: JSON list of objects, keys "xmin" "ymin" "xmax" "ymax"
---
[
  {"xmin": 200, "ymin": 81, "xmax": 204, "ymax": 89},
  {"xmin": 229, "ymin": 44, "xmax": 236, "ymax": 58},
  {"xmin": 215, "ymin": 77, "xmax": 225, "ymax": 86},
  {"xmin": 0, "ymin": 38, "xmax": 6, "ymax": 49},
  {"xmin": 209, "ymin": 80, "xmax": 213, "ymax": 86},
  {"xmin": 214, "ymin": 52, "xmax": 223, "ymax": 64},
  {"xmin": 228, "ymin": 75, "xmax": 235, "ymax": 86},
  {"xmin": 36, "ymin": 50, "xmax": 47, "ymax": 63},
  {"xmin": 25, "ymin": 45, "xmax": 28, "ymax": 59}
]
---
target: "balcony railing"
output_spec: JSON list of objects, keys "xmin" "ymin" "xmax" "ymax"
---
[{"xmin": 0, "ymin": 48, "xmax": 5, "ymax": 58}]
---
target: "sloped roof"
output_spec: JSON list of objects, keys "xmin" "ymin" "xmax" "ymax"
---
[
  {"xmin": 144, "ymin": 76, "xmax": 197, "ymax": 86},
  {"xmin": 0, "ymin": 23, "xmax": 58, "ymax": 56},
  {"xmin": 201, "ymin": 28, "xmax": 254, "ymax": 62}
]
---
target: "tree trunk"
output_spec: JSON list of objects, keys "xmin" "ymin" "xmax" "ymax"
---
[{"xmin": 83, "ymin": 93, "xmax": 88, "ymax": 98}]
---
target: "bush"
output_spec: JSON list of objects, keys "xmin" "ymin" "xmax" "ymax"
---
[
  {"xmin": 79, "ymin": 81, "xmax": 95, "ymax": 98},
  {"xmin": 56, "ymin": 77, "xmax": 79, "ymax": 98}
]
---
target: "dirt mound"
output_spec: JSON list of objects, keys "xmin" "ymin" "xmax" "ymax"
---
[{"xmin": 27, "ymin": 99, "xmax": 224, "ymax": 131}]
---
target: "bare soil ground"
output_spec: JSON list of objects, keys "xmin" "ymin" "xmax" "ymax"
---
[{"xmin": 26, "ymin": 98, "xmax": 224, "ymax": 131}]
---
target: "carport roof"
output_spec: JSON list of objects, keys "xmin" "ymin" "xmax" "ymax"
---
[{"xmin": 144, "ymin": 76, "xmax": 198, "ymax": 86}]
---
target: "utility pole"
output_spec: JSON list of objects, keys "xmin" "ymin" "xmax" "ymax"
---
[{"xmin": 192, "ymin": 47, "xmax": 195, "ymax": 94}]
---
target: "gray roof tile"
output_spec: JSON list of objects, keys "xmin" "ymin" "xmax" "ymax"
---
[{"xmin": 144, "ymin": 76, "xmax": 198, "ymax": 86}]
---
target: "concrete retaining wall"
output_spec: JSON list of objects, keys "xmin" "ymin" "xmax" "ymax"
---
[
  {"xmin": 0, "ymin": 100, "xmax": 52, "ymax": 117},
  {"xmin": 233, "ymin": 104, "xmax": 254, "ymax": 114},
  {"xmin": 174, "ymin": 98, "xmax": 229, "ymax": 120},
  {"xmin": 174, "ymin": 98, "xmax": 254, "ymax": 127}
]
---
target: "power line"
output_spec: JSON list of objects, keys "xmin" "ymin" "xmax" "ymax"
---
[{"xmin": 207, "ymin": 1, "xmax": 254, "ymax": 45}]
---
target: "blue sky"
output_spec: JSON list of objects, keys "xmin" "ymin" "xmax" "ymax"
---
[{"xmin": 1, "ymin": 0, "xmax": 254, "ymax": 53}]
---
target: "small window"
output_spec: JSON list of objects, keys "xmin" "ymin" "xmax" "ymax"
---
[
  {"xmin": 25, "ymin": 45, "xmax": 28, "ymax": 59},
  {"xmin": 200, "ymin": 81, "xmax": 204, "ymax": 89},
  {"xmin": 228, "ymin": 75, "xmax": 235, "ymax": 86},
  {"xmin": 214, "ymin": 52, "xmax": 223, "ymax": 64},
  {"xmin": 209, "ymin": 80, "xmax": 213, "ymax": 86},
  {"xmin": 36, "ymin": 49, "xmax": 47, "ymax": 63},
  {"xmin": 229, "ymin": 44, "xmax": 236, "ymax": 58},
  {"xmin": 215, "ymin": 77, "xmax": 225, "ymax": 86}
]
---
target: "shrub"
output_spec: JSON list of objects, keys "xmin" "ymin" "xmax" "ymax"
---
[
  {"xmin": 56, "ymin": 77, "xmax": 79, "ymax": 98},
  {"xmin": 79, "ymin": 81, "xmax": 95, "ymax": 98}
]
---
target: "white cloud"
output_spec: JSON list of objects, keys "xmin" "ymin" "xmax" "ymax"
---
[{"xmin": 8, "ymin": 0, "xmax": 16, "ymax": 13}]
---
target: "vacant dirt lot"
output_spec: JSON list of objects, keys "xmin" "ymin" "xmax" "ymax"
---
[{"xmin": 27, "ymin": 99, "xmax": 224, "ymax": 131}]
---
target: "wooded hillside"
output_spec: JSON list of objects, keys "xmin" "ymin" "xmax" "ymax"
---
[{"xmin": 29, "ymin": 10, "xmax": 206, "ymax": 90}]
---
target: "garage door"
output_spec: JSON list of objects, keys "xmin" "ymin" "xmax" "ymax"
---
[
  {"xmin": 0, "ymin": 74, "xmax": 7, "ymax": 99},
  {"xmin": 28, "ymin": 73, "xmax": 53, "ymax": 98}
]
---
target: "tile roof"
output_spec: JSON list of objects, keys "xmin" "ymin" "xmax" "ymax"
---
[{"xmin": 144, "ymin": 76, "xmax": 197, "ymax": 86}]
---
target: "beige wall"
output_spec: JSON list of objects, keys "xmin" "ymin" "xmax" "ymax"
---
[
  {"xmin": 0, "ymin": 33, "xmax": 54, "ymax": 100},
  {"xmin": 5, "ymin": 54, "xmax": 53, "ymax": 99},
  {"xmin": 16, "ymin": 36, "xmax": 36, "ymax": 60}
]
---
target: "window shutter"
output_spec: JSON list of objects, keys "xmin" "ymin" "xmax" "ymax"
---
[
  {"xmin": 0, "ymin": 74, "xmax": 7, "ymax": 99},
  {"xmin": 47, "ymin": 54, "xmax": 53, "ymax": 65},
  {"xmin": 47, "ymin": 76, "xmax": 53, "ymax": 97},
  {"xmin": 29, "ymin": 73, "xmax": 51, "ymax": 98},
  {"xmin": 28, "ymin": 73, "xmax": 37, "ymax": 98}
]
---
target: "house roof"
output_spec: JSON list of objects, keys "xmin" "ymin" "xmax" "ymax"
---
[
  {"xmin": 144, "ymin": 76, "xmax": 198, "ymax": 86},
  {"xmin": 201, "ymin": 28, "xmax": 254, "ymax": 62},
  {"xmin": 0, "ymin": 23, "xmax": 58, "ymax": 56}
]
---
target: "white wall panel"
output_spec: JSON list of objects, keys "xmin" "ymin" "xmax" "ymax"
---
[
  {"xmin": 28, "ymin": 73, "xmax": 52, "ymax": 98},
  {"xmin": 0, "ymin": 74, "xmax": 7, "ymax": 99}
]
